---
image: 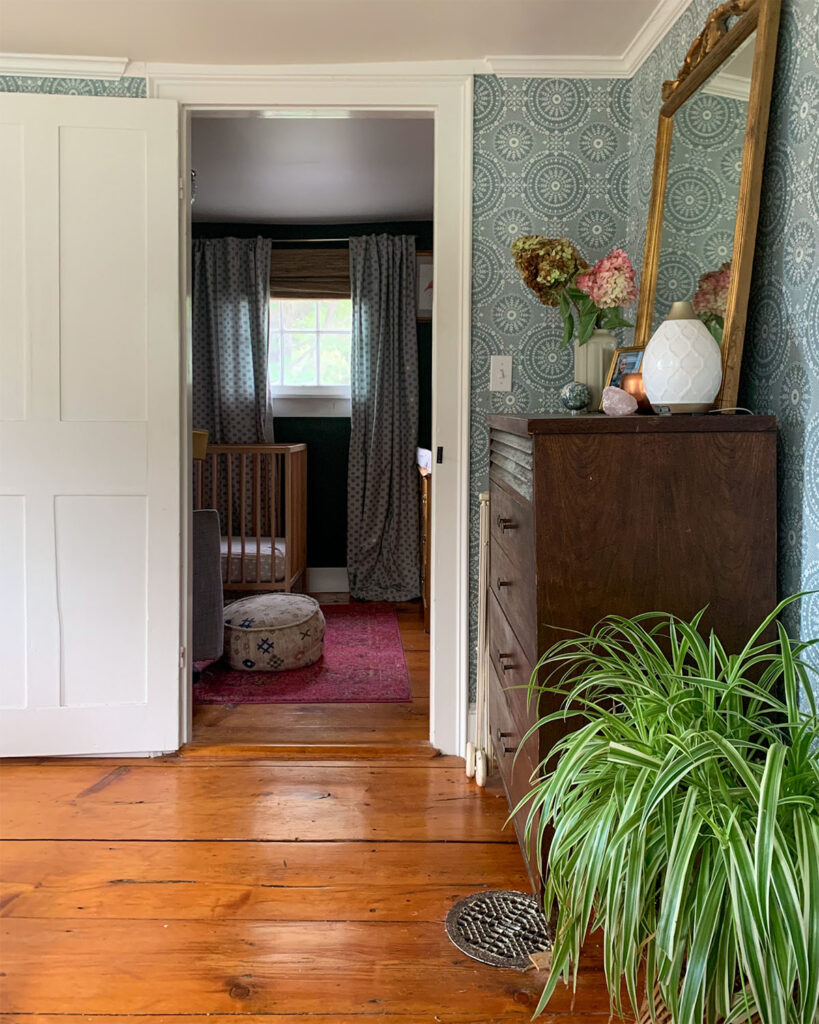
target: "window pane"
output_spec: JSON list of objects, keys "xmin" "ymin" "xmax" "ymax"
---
[
  {"xmin": 268, "ymin": 332, "xmax": 282, "ymax": 386},
  {"xmin": 320, "ymin": 333, "xmax": 351, "ymax": 385},
  {"xmin": 318, "ymin": 298, "xmax": 352, "ymax": 331},
  {"xmin": 268, "ymin": 299, "xmax": 282, "ymax": 329},
  {"xmin": 283, "ymin": 332, "xmax": 318, "ymax": 385},
  {"xmin": 282, "ymin": 299, "xmax": 317, "ymax": 331}
]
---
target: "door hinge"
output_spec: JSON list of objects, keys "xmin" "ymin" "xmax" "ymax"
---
[
  {"xmin": 178, "ymin": 177, "xmax": 185, "ymax": 201},
  {"xmin": 179, "ymin": 645, "xmax": 187, "ymax": 669}
]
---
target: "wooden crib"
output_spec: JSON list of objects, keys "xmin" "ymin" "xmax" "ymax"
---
[{"xmin": 193, "ymin": 443, "xmax": 307, "ymax": 593}]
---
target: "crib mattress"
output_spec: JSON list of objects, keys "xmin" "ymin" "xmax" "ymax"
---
[{"xmin": 220, "ymin": 536, "xmax": 286, "ymax": 584}]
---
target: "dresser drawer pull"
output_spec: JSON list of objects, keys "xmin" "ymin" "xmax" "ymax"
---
[
  {"xmin": 496, "ymin": 516, "xmax": 517, "ymax": 532},
  {"xmin": 495, "ymin": 728, "xmax": 517, "ymax": 754},
  {"xmin": 497, "ymin": 577, "xmax": 511, "ymax": 589},
  {"xmin": 497, "ymin": 651, "xmax": 515, "ymax": 672}
]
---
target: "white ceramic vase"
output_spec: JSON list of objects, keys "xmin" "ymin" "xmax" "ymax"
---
[
  {"xmin": 573, "ymin": 328, "xmax": 616, "ymax": 410},
  {"xmin": 642, "ymin": 301, "xmax": 723, "ymax": 414}
]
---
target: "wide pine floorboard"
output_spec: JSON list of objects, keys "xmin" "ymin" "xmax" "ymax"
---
[{"xmin": 0, "ymin": 755, "xmax": 617, "ymax": 1020}]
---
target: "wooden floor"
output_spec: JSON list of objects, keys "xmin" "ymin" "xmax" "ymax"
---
[
  {"xmin": 0, "ymin": 598, "xmax": 615, "ymax": 1022},
  {"xmin": 0, "ymin": 752, "xmax": 617, "ymax": 1021},
  {"xmin": 190, "ymin": 597, "xmax": 432, "ymax": 757}
]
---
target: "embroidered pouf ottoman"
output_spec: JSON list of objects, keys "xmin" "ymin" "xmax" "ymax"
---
[{"xmin": 223, "ymin": 594, "xmax": 325, "ymax": 672}]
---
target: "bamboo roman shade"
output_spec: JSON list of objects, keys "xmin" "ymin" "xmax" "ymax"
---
[{"xmin": 269, "ymin": 248, "xmax": 350, "ymax": 299}]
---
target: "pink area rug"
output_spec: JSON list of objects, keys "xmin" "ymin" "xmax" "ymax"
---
[{"xmin": 193, "ymin": 602, "xmax": 411, "ymax": 704}]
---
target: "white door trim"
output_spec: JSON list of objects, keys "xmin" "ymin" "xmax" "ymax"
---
[{"xmin": 161, "ymin": 65, "xmax": 473, "ymax": 758}]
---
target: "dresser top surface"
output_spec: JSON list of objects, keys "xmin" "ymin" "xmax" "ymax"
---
[{"xmin": 487, "ymin": 413, "xmax": 777, "ymax": 436}]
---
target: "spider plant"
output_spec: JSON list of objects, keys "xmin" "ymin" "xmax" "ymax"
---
[{"xmin": 516, "ymin": 596, "xmax": 819, "ymax": 1024}]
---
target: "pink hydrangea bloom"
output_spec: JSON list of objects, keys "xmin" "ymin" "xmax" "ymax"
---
[
  {"xmin": 693, "ymin": 262, "xmax": 731, "ymax": 318},
  {"xmin": 575, "ymin": 249, "xmax": 638, "ymax": 309}
]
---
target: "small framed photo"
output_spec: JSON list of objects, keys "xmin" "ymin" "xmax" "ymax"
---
[
  {"xmin": 602, "ymin": 346, "xmax": 645, "ymax": 405},
  {"xmin": 416, "ymin": 251, "xmax": 433, "ymax": 321}
]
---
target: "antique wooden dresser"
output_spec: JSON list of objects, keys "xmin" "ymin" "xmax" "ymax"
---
[{"xmin": 485, "ymin": 413, "xmax": 778, "ymax": 890}]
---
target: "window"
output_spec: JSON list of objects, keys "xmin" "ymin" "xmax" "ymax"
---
[{"xmin": 269, "ymin": 298, "xmax": 352, "ymax": 396}]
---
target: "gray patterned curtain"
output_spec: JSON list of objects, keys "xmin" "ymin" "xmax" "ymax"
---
[
  {"xmin": 347, "ymin": 234, "xmax": 420, "ymax": 602},
  {"xmin": 192, "ymin": 237, "xmax": 273, "ymax": 444}
]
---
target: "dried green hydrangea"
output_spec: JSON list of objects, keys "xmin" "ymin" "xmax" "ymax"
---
[{"xmin": 511, "ymin": 236, "xmax": 588, "ymax": 307}]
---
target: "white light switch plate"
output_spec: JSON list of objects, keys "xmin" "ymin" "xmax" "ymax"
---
[{"xmin": 489, "ymin": 355, "xmax": 512, "ymax": 392}]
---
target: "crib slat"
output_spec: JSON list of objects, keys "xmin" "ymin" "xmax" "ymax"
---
[
  {"xmin": 254, "ymin": 453, "xmax": 262, "ymax": 585},
  {"xmin": 225, "ymin": 453, "xmax": 233, "ymax": 586},
  {"xmin": 274, "ymin": 454, "xmax": 280, "ymax": 589},
  {"xmin": 240, "ymin": 454, "xmax": 246, "ymax": 585},
  {"xmin": 210, "ymin": 452, "xmax": 217, "ymax": 511},
  {"xmin": 194, "ymin": 461, "xmax": 203, "ymax": 510}
]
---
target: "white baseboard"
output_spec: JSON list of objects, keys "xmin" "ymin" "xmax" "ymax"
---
[{"xmin": 307, "ymin": 567, "xmax": 349, "ymax": 593}]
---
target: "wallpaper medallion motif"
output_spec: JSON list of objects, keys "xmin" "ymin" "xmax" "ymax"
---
[
  {"xmin": 739, "ymin": 0, "xmax": 819, "ymax": 695},
  {"xmin": 471, "ymin": 0, "xmax": 819, "ymax": 702},
  {"xmin": 0, "ymin": 76, "xmax": 147, "ymax": 97},
  {"xmin": 468, "ymin": 75, "xmax": 631, "ymax": 695}
]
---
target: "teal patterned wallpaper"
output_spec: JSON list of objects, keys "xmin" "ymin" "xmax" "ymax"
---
[
  {"xmin": 470, "ymin": 0, "xmax": 819, "ymax": 700},
  {"xmin": 741, "ymin": 0, "xmax": 819, "ymax": 691},
  {"xmin": 469, "ymin": 75, "xmax": 632, "ymax": 691},
  {"xmin": 655, "ymin": 91, "xmax": 748, "ymax": 328},
  {"xmin": 0, "ymin": 75, "xmax": 147, "ymax": 96},
  {"xmin": 627, "ymin": 0, "xmax": 819, "ymax": 696}
]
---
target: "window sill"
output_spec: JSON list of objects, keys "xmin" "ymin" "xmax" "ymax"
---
[{"xmin": 271, "ymin": 386, "xmax": 350, "ymax": 398}]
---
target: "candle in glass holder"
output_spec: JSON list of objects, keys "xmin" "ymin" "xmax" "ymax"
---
[{"xmin": 620, "ymin": 372, "xmax": 652, "ymax": 412}]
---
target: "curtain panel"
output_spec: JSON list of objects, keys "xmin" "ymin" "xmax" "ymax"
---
[
  {"xmin": 192, "ymin": 236, "xmax": 273, "ymax": 444},
  {"xmin": 347, "ymin": 234, "xmax": 421, "ymax": 602}
]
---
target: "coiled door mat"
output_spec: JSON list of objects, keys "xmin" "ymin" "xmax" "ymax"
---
[{"xmin": 445, "ymin": 889, "xmax": 552, "ymax": 969}]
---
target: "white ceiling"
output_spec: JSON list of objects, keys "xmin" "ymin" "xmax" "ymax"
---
[
  {"xmin": 191, "ymin": 115, "xmax": 435, "ymax": 223},
  {"xmin": 1, "ymin": 0, "xmax": 662, "ymax": 65}
]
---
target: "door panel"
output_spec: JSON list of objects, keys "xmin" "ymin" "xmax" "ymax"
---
[
  {"xmin": 59, "ymin": 125, "xmax": 149, "ymax": 422},
  {"xmin": 0, "ymin": 121, "xmax": 26, "ymax": 422},
  {"xmin": 55, "ymin": 495, "xmax": 148, "ymax": 708},
  {"xmin": 0, "ymin": 495, "xmax": 27, "ymax": 708},
  {"xmin": 0, "ymin": 93, "xmax": 181, "ymax": 756}
]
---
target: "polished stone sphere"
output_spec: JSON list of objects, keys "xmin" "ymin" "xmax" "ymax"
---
[{"xmin": 559, "ymin": 380, "xmax": 590, "ymax": 412}]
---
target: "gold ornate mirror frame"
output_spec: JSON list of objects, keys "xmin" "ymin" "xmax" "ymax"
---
[{"xmin": 633, "ymin": 0, "xmax": 781, "ymax": 408}]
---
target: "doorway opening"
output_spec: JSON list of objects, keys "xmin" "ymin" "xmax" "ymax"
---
[{"xmin": 186, "ymin": 109, "xmax": 434, "ymax": 756}]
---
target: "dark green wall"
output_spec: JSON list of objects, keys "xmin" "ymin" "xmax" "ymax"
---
[
  {"xmin": 272, "ymin": 417, "xmax": 350, "ymax": 568},
  {"xmin": 192, "ymin": 221, "xmax": 432, "ymax": 567}
]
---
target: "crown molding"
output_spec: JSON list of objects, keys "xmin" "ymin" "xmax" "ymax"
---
[
  {"xmin": 146, "ymin": 57, "xmax": 487, "ymax": 93},
  {"xmin": 0, "ymin": 53, "xmax": 130, "ymax": 79},
  {"xmin": 484, "ymin": 55, "xmax": 631, "ymax": 78},
  {"xmin": 486, "ymin": 0, "xmax": 694, "ymax": 79},
  {"xmin": 620, "ymin": 0, "xmax": 695, "ymax": 76},
  {"xmin": 703, "ymin": 71, "xmax": 752, "ymax": 101}
]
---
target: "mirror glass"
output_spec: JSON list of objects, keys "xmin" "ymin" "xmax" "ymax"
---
[{"xmin": 653, "ymin": 32, "xmax": 755, "ymax": 337}]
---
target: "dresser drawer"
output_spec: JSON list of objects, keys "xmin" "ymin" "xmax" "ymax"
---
[
  {"xmin": 489, "ymin": 540, "xmax": 537, "ymax": 666},
  {"xmin": 490, "ymin": 480, "xmax": 534, "ymax": 569},
  {"xmin": 487, "ymin": 589, "xmax": 538, "ymax": 731},
  {"xmin": 489, "ymin": 429, "xmax": 534, "ymax": 501},
  {"xmin": 487, "ymin": 657, "xmax": 541, "ymax": 890}
]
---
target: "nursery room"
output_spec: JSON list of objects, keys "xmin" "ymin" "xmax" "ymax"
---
[
  {"xmin": 188, "ymin": 111, "xmax": 435, "ymax": 750},
  {"xmin": 1, "ymin": 0, "xmax": 818, "ymax": 1020}
]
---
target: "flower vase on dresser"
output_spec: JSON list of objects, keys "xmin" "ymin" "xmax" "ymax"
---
[
  {"xmin": 510, "ymin": 238, "xmax": 638, "ymax": 411},
  {"xmin": 574, "ymin": 329, "xmax": 616, "ymax": 410}
]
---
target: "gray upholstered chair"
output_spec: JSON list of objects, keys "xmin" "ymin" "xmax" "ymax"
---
[{"xmin": 192, "ymin": 509, "xmax": 224, "ymax": 663}]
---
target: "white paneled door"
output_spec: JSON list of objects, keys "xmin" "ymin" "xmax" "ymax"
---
[{"xmin": 0, "ymin": 93, "xmax": 182, "ymax": 756}]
